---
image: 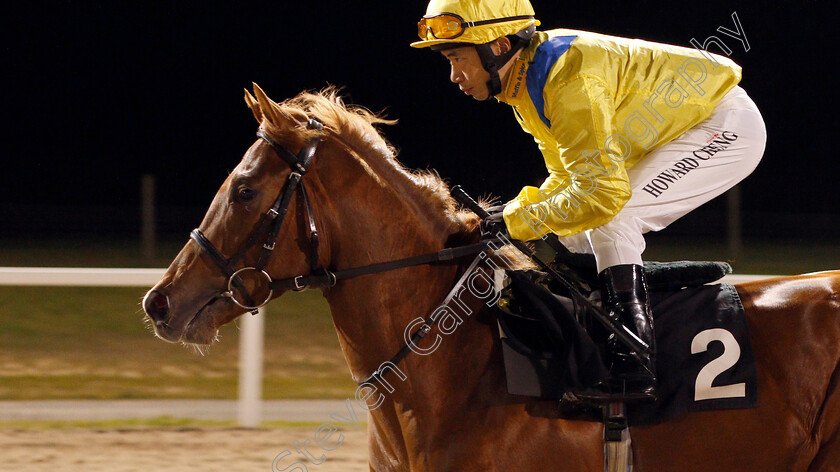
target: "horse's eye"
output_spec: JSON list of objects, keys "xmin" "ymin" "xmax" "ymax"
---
[{"xmin": 236, "ymin": 187, "xmax": 257, "ymax": 203}]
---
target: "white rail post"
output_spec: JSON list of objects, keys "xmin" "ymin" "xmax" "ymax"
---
[{"xmin": 237, "ymin": 307, "xmax": 265, "ymax": 427}]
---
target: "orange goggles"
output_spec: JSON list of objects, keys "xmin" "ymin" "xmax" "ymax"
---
[{"xmin": 417, "ymin": 13, "xmax": 534, "ymax": 41}]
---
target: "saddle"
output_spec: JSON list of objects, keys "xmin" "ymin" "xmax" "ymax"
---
[
  {"xmin": 495, "ymin": 249, "xmax": 758, "ymax": 426},
  {"xmin": 548, "ymin": 243, "xmax": 733, "ymax": 294}
]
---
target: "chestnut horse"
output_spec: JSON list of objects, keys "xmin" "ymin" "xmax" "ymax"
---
[{"xmin": 143, "ymin": 85, "xmax": 840, "ymax": 471}]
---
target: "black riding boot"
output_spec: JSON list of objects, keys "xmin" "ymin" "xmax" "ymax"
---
[{"xmin": 598, "ymin": 264, "xmax": 657, "ymax": 401}]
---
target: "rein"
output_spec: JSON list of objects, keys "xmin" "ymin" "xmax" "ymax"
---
[{"xmin": 268, "ymin": 240, "xmax": 492, "ymax": 292}]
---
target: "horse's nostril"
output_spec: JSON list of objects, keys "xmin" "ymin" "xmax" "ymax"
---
[{"xmin": 143, "ymin": 290, "xmax": 170, "ymax": 323}]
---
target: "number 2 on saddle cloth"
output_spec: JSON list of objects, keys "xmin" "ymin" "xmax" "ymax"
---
[{"xmin": 495, "ymin": 245, "xmax": 758, "ymax": 426}]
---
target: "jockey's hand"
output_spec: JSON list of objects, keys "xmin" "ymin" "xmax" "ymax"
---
[{"xmin": 480, "ymin": 205, "xmax": 508, "ymax": 239}]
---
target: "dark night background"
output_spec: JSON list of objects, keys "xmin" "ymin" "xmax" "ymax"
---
[{"xmin": 1, "ymin": 1, "xmax": 838, "ymax": 241}]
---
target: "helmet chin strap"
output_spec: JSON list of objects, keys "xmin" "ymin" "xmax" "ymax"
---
[
  {"xmin": 474, "ymin": 44, "xmax": 506, "ymax": 96},
  {"xmin": 475, "ymin": 25, "xmax": 536, "ymax": 96}
]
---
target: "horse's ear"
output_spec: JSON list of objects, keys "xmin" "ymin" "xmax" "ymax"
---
[
  {"xmin": 244, "ymin": 88, "xmax": 262, "ymax": 123},
  {"xmin": 251, "ymin": 82, "xmax": 294, "ymax": 127}
]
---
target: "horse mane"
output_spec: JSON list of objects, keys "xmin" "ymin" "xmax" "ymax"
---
[
  {"xmin": 244, "ymin": 84, "xmax": 477, "ymax": 235},
  {"xmin": 242, "ymin": 84, "xmax": 530, "ymax": 268}
]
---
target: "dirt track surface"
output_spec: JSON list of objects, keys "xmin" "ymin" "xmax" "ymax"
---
[{"xmin": 0, "ymin": 427, "xmax": 369, "ymax": 472}]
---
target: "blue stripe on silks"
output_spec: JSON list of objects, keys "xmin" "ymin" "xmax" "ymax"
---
[{"xmin": 526, "ymin": 35, "xmax": 577, "ymax": 128}]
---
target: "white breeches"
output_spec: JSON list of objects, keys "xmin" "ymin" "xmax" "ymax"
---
[{"xmin": 559, "ymin": 86, "xmax": 767, "ymax": 272}]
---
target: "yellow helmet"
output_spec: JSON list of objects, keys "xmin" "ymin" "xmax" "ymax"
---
[{"xmin": 411, "ymin": 0, "xmax": 540, "ymax": 49}]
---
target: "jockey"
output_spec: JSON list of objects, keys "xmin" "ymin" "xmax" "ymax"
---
[{"xmin": 411, "ymin": 0, "xmax": 766, "ymax": 401}]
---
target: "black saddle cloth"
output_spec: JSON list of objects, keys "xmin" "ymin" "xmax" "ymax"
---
[{"xmin": 497, "ymin": 264, "xmax": 757, "ymax": 426}]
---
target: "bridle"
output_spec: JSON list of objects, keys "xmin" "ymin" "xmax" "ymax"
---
[
  {"xmin": 190, "ymin": 119, "xmax": 329, "ymax": 313},
  {"xmin": 190, "ymin": 118, "xmax": 491, "ymax": 315}
]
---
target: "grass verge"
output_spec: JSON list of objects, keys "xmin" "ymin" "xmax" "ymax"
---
[{"xmin": 0, "ymin": 284, "xmax": 356, "ymax": 400}]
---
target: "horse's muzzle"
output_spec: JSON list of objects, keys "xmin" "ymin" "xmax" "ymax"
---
[{"xmin": 143, "ymin": 290, "xmax": 171, "ymax": 327}]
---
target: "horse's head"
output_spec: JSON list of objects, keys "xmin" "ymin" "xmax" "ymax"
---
[
  {"xmin": 142, "ymin": 85, "xmax": 345, "ymax": 345},
  {"xmin": 143, "ymin": 84, "xmax": 480, "ymax": 346}
]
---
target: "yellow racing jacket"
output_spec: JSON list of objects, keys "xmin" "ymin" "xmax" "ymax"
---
[{"xmin": 499, "ymin": 29, "xmax": 742, "ymax": 241}]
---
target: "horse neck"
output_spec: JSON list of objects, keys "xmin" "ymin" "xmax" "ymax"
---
[
  {"xmin": 314, "ymin": 136, "xmax": 495, "ymax": 382},
  {"xmin": 310, "ymin": 136, "xmax": 505, "ymax": 462}
]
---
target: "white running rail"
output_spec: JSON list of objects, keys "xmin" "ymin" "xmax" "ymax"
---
[{"xmin": 0, "ymin": 267, "xmax": 265, "ymax": 427}]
